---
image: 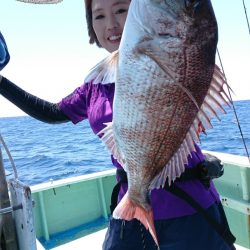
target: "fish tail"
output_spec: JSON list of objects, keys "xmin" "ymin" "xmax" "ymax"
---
[{"xmin": 113, "ymin": 192, "xmax": 159, "ymax": 248}]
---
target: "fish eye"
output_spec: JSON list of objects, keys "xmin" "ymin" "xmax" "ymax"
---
[
  {"xmin": 185, "ymin": 0, "xmax": 197, "ymax": 9},
  {"xmin": 185, "ymin": 0, "xmax": 203, "ymax": 16}
]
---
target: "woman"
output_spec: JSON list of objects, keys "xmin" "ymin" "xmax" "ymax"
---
[{"xmin": 0, "ymin": 0, "xmax": 235, "ymax": 249}]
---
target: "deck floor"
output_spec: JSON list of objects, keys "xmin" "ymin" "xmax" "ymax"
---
[
  {"xmin": 34, "ymin": 228, "xmax": 249, "ymax": 250},
  {"xmin": 49, "ymin": 229, "xmax": 107, "ymax": 250}
]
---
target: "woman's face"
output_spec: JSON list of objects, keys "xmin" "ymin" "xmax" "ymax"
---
[{"xmin": 91, "ymin": 0, "xmax": 130, "ymax": 53}]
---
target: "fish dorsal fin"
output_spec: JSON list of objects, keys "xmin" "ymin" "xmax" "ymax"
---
[
  {"xmin": 84, "ymin": 50, "xmax": 119, "ymax": 84},
  {"xmin": 97, "ymin": 122, "xmax": 126, "ymax": 169},
  {"xmin": 150, "ymin": 65, "xmax": 231, "ymax": 189}
]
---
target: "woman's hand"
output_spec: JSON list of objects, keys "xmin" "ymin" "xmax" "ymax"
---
[{"xmin": 0, "ymin": 32, "xmax": 10, "ymax": 71}]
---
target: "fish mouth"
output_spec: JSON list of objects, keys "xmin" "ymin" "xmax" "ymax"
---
[{"xmin": 158, "ymin": 33, "xmax": 173, "ymax": 38}]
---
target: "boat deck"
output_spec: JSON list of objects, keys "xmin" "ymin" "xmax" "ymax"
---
[
  {"xmin": 35, "ymin": 228, "xmax": 249, "ymax": 250},
  {"xmin": 32, "ymin": 153, "xmax": 250, "ymax": 250},
  {"xmin": 50, "ymin": 229, "xmax": 107, "ymax": 250}
]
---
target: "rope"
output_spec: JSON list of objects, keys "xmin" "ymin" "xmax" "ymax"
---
[
  {"xmin": 0, "ymin": 133, "xmax": 18, "ymax": 179},
  {"xmin": 216, "ymin": 49, "xmax": 250, "ymax": 164},
  {"xmin": 242, "ymin": 0, "xmax": 250, "ymax": 35}
]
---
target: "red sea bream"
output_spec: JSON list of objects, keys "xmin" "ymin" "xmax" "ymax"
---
[{"xmin": 85, "ymin": 0, "xmax": 231, "ymax": 247}]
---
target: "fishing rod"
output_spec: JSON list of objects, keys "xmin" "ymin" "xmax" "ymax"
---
[
  {"xmin": 242, "ymin": 0, "xmax": 250, "ymax": 35},
  {"xmin": 216, "ymin": 49, "xmax": 250, "ymax": 164},
  {"xmin": 213, "ymin": 1, "xmax": 250, "ymax": 163}
]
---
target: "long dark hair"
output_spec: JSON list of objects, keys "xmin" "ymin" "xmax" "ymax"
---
[{"xmin": 85, "ymin": 0, "xmax": 102, "ymax": 47}]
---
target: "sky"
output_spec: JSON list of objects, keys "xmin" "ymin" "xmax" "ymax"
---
[{"xmin": 0, "ymin": 0, "xmax": 249, "ymax": 117}]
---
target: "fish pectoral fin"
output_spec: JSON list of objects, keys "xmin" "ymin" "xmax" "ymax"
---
[
  {"xmin": 136, "ymin": 38, "xmax": 177, "ymax": 80},
  {"xmin": 84, "ymin": 50, "xmax": 119, "ymax": 84},
  {"xmin": 113, "ymin": 192, "xmax": 159, "ymax": 248},
  {"xmin": 97, "ymin": 122, "xmax": 125, "ymax": 167}
]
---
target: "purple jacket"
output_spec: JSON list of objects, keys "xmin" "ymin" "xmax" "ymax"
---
[{"xmin": 59, "ymin": 81, "xmax": 220, "ymax": 220}]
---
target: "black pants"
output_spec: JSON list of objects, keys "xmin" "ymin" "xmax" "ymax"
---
[{"xmin": 103, "ymin": 202, "xmax": 236, "ymax": 250}]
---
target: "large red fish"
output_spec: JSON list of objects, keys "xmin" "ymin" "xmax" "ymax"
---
[{"xmin": 85, "ymin": 0, "xmax": 231, "ymax": 247}]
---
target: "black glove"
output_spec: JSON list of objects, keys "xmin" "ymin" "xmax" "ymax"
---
[{"xmin": 0, "ymin": 32, "xmax": 10, "ymax": 71}]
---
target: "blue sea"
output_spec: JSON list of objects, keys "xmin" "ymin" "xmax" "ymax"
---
[{"xmin": 0, "ymin": 100, "xmax": 249, "ymax": 186}]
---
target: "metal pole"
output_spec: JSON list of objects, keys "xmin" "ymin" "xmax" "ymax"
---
[{"xmin": 0, "ymin": 146, "xmax": 18, "ymax": 250}]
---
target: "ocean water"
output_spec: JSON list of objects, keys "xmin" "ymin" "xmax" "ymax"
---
[{"xmin": 0, "ymin": 100, "xmax": 249, "ymax": 186}]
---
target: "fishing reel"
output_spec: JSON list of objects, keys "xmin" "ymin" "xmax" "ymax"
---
[
  {"xmin": 0, "ymin": 32, "xmax": 10, "ymax": 71},
  {"xmin": 196, "ymin": 153, "xmax": 224, "ymax": 188}
]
